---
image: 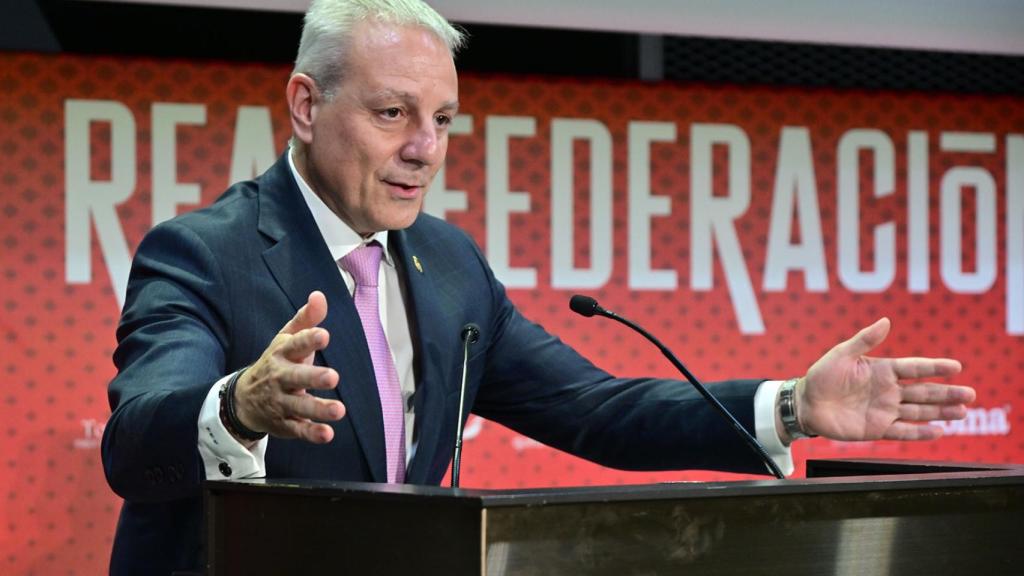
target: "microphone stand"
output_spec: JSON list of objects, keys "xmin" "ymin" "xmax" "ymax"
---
[
  {"xmin": 570, "ymin": 295, "xmax": 785, "ymax": 480},
  {"xmin": 451, "ymin": 324, "xmax": 479, "ymax": 488}
]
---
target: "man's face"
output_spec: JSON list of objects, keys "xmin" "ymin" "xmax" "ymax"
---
[{"xmin": 297, "ymin": 21, "xmax": 459, "ymax": 234}]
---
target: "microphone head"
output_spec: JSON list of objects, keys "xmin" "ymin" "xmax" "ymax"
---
[
  {"xmin": 461, "ymin": 323, "xmax": 480, "ymax": 344},
  {"xmin": 569, "ymin": 295, "xmax": 600, "ymax": 317}
]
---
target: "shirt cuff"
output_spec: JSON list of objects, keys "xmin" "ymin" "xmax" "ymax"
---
[
  {"xmin": 198, "ymin": 372, "xmax": 268, "ymax": 480},
  {"xmin": 754, "ymin": 379, "xmax": 794, "ymax": 476}
]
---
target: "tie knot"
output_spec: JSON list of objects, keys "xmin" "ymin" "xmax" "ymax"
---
[{"xmin": 340, "ymin": 242, "xmax": 383, "ymax": 287}]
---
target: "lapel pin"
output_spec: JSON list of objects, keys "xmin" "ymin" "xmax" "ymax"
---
[{"xmin": 412, "ymin": 255, "xmax": 423, "ymax": 273}]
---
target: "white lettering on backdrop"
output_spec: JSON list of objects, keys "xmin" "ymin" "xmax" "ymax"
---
[{"xmin": 63, "ymin": 100, "xmax": 1023, "ymax": 334}]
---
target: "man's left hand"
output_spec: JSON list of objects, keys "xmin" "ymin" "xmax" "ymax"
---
[{"xmin": 794, "ymin": 318, "xmax": 975, "ymax": 442}]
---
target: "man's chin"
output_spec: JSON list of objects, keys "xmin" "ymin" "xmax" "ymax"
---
[{"xmin": 377, "ymin": 209, "xmax": 421, "ymax": 232}]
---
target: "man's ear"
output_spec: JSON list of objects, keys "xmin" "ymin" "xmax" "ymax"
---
[{"xmin": 286, "ymin": 74, "xmax": 317, "ymax": 145}]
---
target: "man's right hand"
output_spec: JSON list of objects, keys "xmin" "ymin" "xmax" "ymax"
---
[{"xmin": 233, "ymin": 290, "xmax": 345, "ymax": 444}]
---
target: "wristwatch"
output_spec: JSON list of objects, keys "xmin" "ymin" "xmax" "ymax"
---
[{"xmin": 779, "ymin": 378, "xmax": 818, "ymax": 440}]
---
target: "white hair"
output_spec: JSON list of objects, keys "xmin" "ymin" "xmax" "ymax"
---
[{"xmin": 293, "ymin": 0, "xmax": 465, "ymax": 97}]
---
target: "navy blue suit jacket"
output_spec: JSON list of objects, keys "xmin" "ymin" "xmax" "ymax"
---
[{"xmin": 102, "ymin": 154, "xmax": 767, "ymax": 574}]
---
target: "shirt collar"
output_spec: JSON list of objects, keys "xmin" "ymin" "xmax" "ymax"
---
[{"xmin": 287, "ymin": 148, "xmax": 392, "ymax": 266}]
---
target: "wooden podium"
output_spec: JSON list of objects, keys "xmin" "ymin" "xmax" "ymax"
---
[{"xmin": 206, "ymin": 460, "xmax": 1023, "ymax": 575}]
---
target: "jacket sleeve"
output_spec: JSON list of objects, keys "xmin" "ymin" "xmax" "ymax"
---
[
  {"xmin": 468, "ymin": 243, "xmax": 769, "ymax": 475},
  {"xmin": 102, "ymin": 220, "xmax": 233, "ymax": 502}
]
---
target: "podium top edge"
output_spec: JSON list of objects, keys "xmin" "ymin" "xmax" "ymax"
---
[{"xmin": 206, "ymin": 459, "xmax": 1024, "ymax": 507}]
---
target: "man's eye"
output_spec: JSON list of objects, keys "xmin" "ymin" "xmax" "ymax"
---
[
  {"xmin": 435, "ymin": 114, "xmax": 452, "ymax": 127},
  {"xmin": 380, "ymin": 107, "xmax": 402, "ymax": 119}
]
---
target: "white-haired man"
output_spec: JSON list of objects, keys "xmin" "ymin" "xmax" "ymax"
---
[{"xmin": 102, "ymin": 1, "xmax": 974, "ymax": 573}]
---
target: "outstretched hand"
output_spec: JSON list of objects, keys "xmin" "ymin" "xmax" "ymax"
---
[
  {"xmin": 233, "ymin": 291, "xmax": 345, "ymax": 444},
  {"xmin": 796, "ymin": 318, "xmax": 975, "ymax": 442}
]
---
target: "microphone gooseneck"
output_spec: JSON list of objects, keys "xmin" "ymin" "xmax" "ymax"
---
[
  {"xmin": 568, "ymin": 294, "xmax": 785, "ymax": 480},
  {"xmin": 451, "ymin": 323, "xmax": 480, "ymax": 488}
]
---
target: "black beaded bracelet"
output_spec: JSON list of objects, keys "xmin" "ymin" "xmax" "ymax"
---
[{"xmin": 219, "ymin": 367, "xmax": 266, "ymax": 442}]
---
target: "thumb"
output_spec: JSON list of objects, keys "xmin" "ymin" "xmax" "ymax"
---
[
  {"xmin": 837, "ymin": 317, "xmax": 890, "ymax": 358},
  {"xmin": 280, "ymin": 291, "xmax": 328, "ymax": 335}
]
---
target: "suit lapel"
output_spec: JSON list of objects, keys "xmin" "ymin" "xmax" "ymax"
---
[
  {"xmin": 390, "ymin": 226, "xmax": 452, "ymax": 484},
  {"xmin": 256, "ymin": 156, "xmax": 387, "ymax": 483}
]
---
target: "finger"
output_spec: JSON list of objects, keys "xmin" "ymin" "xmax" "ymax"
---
[
  {"xmin": 279, "ymin": 327, "xmax": 330, "ymax": 362},
  {"xmin": 836, "ymin": 317, "xmax": 890, "ymax": 358},
  {"xmin": 898, "ymin": 403, "xmax": 968, "ymax": 422},
  {"xmin": 280, "ymin": 291, "xmax": 328, "ymax": 335},
  {"xmin": 901, "ymin": 383, "xmax": 976, "ymax": 405},
  {"xmin": 278, "ymin": 393, "xmax": 346, "ymax": 422},
  {"xmin": 277, "ymin": 364, "xmax": 339, "ymax": 392},
  {"xmin": 277, "ymin": 419, "xmax": 336, "ymax": 444},
  {"xmin": 882, "ymin": 421, "xmax": 945, "ymax": 441},
  {"xmin": 889, "ymin": 357, "xmax": 962, "ymax": 380}
]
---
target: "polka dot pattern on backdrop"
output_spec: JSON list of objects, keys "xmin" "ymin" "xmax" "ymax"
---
[{"xmin": 1, "ymin": 52, "xmax": 1022, "ymax": 574}]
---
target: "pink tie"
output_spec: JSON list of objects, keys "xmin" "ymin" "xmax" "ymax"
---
[{"xmin": 340, "ymin": 243, "xmax": 406, "ymax": 483}]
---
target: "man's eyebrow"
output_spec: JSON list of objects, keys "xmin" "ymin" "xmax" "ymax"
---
[
  {"xmin": 368, "ymin": 89, "xmax": 459, "ymax": 112},
  {"xmin": 438, "ymin": 100, "xmax": 460, "ymax": 113},
  {"xmin": 369, "ymin": 88, "xmax": 416, "ymax": 102}
]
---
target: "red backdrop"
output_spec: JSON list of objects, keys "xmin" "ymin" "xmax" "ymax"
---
[{"xmin": 1, "ymin": 53, "xmax": 1021, "ymax": 574}]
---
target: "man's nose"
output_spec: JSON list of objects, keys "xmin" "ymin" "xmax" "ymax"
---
[{"xmin": 399, "ymin": 121, "xmax": 443, "ymax": 166}]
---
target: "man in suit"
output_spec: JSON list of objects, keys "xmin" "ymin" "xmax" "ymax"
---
[{"xmin": 101, "ymin": 0, "xmax": 975, "ymax": 574}]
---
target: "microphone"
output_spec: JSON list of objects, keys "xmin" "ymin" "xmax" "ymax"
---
[
  {"xmin": 451, "ymin": 323, "xmax": 480, "ymax": 488},
  {"xmin": 568, "ymin": 295, "xmax": 785, "ymax": 480},
  {"xmin": 569, "ymin": 294, "xmax": 600, "ymax": 317}
]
